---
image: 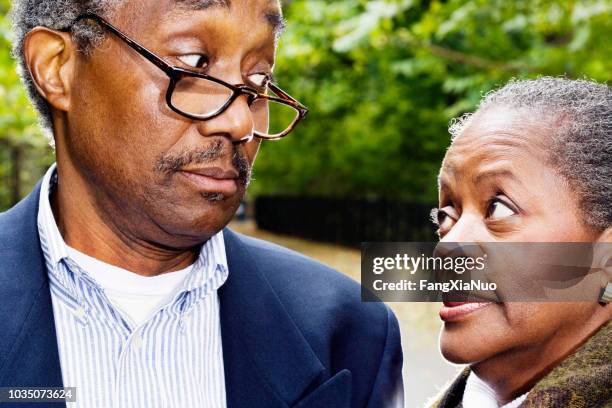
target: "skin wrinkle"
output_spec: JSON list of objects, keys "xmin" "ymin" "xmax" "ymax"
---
[
  {"xmin": 154, "ymin": 140, "xmax": 252, "ymax": 189},
  {"xmin": 440, "ymin": 127, "xmax": 539, "ymax": 198},
  {"xmin": 171, "ymin": 3, "xmax": 284, "ymax": 39},
  {"xmin": 155, "ymin": 140, "xmax": 226, "ymax": 173}
]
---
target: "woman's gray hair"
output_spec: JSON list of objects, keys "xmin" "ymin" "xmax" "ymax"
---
[
  {"xmin": 11, "ymin": 0, "xmax": 123, "ymax": 138},
  {"xmin": 449, "ymin": 76, "xmax": 611, "ymax": 231}
]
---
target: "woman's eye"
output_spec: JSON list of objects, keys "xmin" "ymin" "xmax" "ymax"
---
[
  {"xmin": 487, "ymin": 199, "xmax": 516, "ymax": 220},
  {"xmin": 248, "ymin": 73, "xmax": 270, "ymax": 89},
  {"xmin": 432, "ymin": 206, "xmax": 457, "ymax": 234},
  {"xmin": 438, "ymin": 211, "xmax": 455, "ymax": 230},
  {"xmin": 177, "ymin": 54, "xmax": 209, "ymax": 69}
]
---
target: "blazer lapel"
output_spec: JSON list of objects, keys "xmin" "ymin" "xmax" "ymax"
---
[
  {"xmin": 293, "ymin": 370, "xmax": 352, "ymax": 408},
  {"xmin": 0, "ymin": 181, "xmax": 64, "ymax": 393},
  {"xmin": 221, "ymin": 229, "xmax": 326, "ymax": 408}
]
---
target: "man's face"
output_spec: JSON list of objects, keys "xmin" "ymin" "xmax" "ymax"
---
[{"xmin": 62, "ymin": 0, "xmax": 281, "ymax": 248}]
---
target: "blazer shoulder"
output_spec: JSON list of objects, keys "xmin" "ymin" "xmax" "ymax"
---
[
  {"xmin": 228, "ymin": 230, "xmax": 359, "ymax": 296},
  {"xmin": 0, "ymin": 183, "xmax": 42, "ymax": 251},
  {"xmin": 225, "ymin": 230, "xmax": 404, "ymax": 406},
  {"xmin": 0, "ymin": 205, "xmax": 24, "ymax": 248},
  {"xmin": 226, "ymin": 229, "xmax": 392, "ymax": 328}
]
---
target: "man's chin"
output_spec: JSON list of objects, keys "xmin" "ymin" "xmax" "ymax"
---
[{"xmin": 156, "ymin": 198, "xmax": 241, "ymax": 245}]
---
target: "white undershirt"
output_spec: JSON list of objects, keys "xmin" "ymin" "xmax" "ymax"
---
[
  {"xmin": 462, "ymin": 372, "xmax": 528, "ymax": 408},
  {"xmin": 66, "ymin": 246, "xmax": 193, "ymax": 326}
]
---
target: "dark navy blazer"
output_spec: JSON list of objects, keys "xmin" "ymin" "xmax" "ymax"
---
[{"xmin": 0, "ymin": 182, "xmax": 403, "ymax": 408}]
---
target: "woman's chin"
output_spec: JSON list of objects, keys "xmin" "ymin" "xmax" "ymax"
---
[
  {"xmin": 438, "ymin": 303, "xmax": 506, "ymax": 364},
  {"xmin": 439, "ymin": 334, "xmax": 488, "ymax": 364}
]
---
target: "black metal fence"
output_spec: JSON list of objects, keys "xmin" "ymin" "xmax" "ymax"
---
[{"xmin": 255, "ymin": 196, "xmax": 437, "ymax": 247}]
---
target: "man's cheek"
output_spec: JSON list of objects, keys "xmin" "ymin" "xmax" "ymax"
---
[{"xmin": 245, "ymin": 141, "xmax": 262, "ymax": 164}]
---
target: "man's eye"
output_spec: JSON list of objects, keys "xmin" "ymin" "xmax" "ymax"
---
[
  {"xmin": 177, "ymin": 54, "xmax": 209, "ymax": 69},
  {"xmin": 248, "ymin": 73, "xmax": 270, "ymax": 89},
  {"xmin": 487, "ymin": 199, "xmax": 516, "ymax": 220}
]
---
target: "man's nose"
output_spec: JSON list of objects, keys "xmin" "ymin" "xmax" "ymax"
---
[
  {"xmin": 196, "ymin": 93, "xmax": 255, "ymax": 144},
  {"xmin": 195, "ymin": 66, "xmax": 255, "ymax": 143}
]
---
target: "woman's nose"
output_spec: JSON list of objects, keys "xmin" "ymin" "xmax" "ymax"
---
[{"xmin": 440, "ymin": 213, "xmax": 484, "ymax": 244}]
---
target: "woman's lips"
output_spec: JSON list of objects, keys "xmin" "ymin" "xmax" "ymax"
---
[
  {"xmin": 439, "ymin": 301, "xmax": 493, "ymax": 322},
  {"xmin": 180, "ymin": 169, "xmax": 238, "ymax": 196}
]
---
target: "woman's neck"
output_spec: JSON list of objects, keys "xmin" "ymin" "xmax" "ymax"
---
[{"xmin": 471, "ymin": 314, "xmax": 609, "ymax": 405}]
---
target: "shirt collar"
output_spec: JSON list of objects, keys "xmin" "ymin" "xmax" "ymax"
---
[
  {"xmin": 37, "ymin": 164, "xmax": 69, "ymax": 270},
  {"xmin": 463, "ymin": 372, "xmax": 528, "ymax": 408},
  {"xmin": 37, "ymin": 164, "xmax": 229, "ymax": 299}
]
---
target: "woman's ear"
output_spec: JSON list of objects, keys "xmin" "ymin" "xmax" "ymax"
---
[
  {"xmin": 594, "ymin": 227, "xmax": 612, "ymax": 305},
  {"xmin": 23, "ymin": 27, "xmax": 76, "ymax": 112}
]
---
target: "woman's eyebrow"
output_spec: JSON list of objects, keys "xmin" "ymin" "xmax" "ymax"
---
[{"xmin": 472, "ymin": 169, "xmax": 522, "ymax": 185}]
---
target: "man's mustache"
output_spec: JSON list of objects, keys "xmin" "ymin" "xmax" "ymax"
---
[{"xmin": 154, "ymin": 140, "xmax": 252, "ymax": 187}]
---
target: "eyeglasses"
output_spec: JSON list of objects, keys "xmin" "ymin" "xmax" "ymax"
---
[{"xmin": 67, "ymin": 13, "xmax": 308, "ymax": 143}]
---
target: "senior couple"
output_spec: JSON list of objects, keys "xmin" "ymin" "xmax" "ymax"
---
[{"xmin": 1, "ymin": 0, "xmax": 610, "ymax": 407}]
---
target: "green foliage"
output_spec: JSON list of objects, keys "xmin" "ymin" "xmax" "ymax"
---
[
  {"xmin": 0, "ymin": 0, "xmax": 53, "ymax": 209},
  {"xmin": 252, "ymin": 0, "xmax": 611, "ymax": 202},
  {"xmin": 0, "ymin": 0, "xmax": 610, "ymax": 209}
]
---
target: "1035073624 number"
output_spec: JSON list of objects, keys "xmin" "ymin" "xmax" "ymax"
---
[{"xmin": 0, "ymin": 387, "xmax": 77, "ymax": 403}]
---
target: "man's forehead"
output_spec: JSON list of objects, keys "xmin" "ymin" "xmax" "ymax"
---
[{"xmin": 173, "ymin": 0, "xmax": 285, "ymax": 36}]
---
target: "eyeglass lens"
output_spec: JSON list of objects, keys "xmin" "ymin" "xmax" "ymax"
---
[{"xmin": 171, "ymin": 76, "xmax": 299, "ymax": 137}]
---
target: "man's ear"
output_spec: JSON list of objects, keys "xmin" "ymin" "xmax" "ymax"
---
[{"xmin": 23, "ymin": 27, "xmax": 76, "ymax": 112}]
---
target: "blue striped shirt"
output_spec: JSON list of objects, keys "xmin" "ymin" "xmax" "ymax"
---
[{"xmin": 37, "ymin": 164, "xmax": 228, "ymax": 407}]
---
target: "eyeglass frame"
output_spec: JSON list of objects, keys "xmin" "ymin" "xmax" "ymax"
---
[{"xmin": 64, "ymin": 12, "xmax": 309, "ymax": 142}]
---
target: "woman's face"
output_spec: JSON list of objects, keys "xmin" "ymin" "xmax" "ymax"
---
[{"xmin": 436, "ymin": 106, "xmax": 610, "ymax": 364}]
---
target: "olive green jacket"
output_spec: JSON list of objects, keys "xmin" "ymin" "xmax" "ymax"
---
[{"xmin": 429, "ymin": 321, "xmax": 611, "ymax": 408}]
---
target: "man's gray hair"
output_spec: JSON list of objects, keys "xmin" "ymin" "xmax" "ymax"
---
[
  {"xmin": 11, "ymin": 0, "xmax": 123, "ymax": 138},
  {"xmin": 449, "ymin": 76, "xmax": 611, "ymax": 231}
]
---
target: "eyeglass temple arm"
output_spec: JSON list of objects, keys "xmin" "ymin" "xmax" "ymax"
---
[
  {"xmin": 268, "ymin": 82, "xmax": 294, "ymax": 101},
  {"xmin": 268, "ymin": 82, "xmax": 308, "ymax": 115},
  {"xmin": 73, "ymin": 13, "xmax": 174, "ymax": 77}
]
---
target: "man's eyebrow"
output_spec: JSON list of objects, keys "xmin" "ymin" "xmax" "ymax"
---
[
  {"xmin": 174, "ymin": 0, "xmax": 230, "ymax": 10},
  {"xmin": 266, "ymin": 10, "xmax": 286, "ymax": 38}
]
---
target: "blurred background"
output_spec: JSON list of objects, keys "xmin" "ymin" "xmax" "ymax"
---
[{"xmin": 1, "ymin": 0, "xmax": 610, "ymax": 406}]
